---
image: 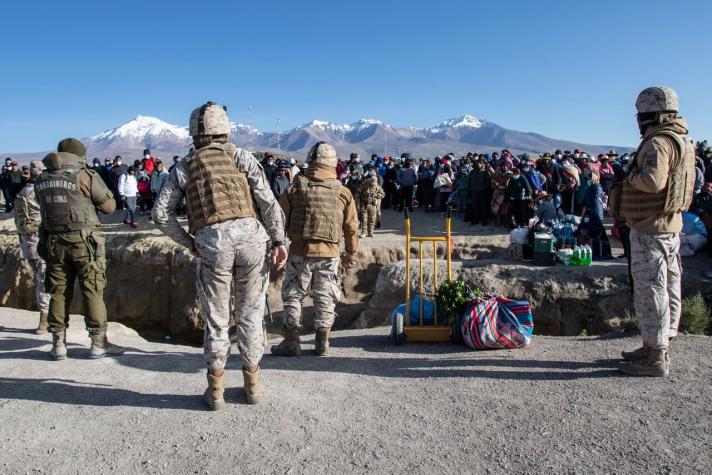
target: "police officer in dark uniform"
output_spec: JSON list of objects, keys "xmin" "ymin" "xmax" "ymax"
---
[{"xmin": 35, "ymin": 138, "xmax": 124, "ymax": 360}]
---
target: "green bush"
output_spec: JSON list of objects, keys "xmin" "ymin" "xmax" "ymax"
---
[
  {"xmin": 680, "ymin": 293, "xmax": 711, "ymax": 335},
  {"xmin": 436, "ymin": 280, "xmax": 478, "ymax": 325},
  {"xmin": 621, "ymin": 310, "xmax": 640, "ymax": 331}
]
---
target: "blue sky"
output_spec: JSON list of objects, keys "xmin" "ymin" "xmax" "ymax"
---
[{"xmin": 1, "ymin": 0, "xmax": 710, "ymax": 152}]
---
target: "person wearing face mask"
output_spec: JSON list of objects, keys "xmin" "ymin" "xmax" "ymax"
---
[
  {"xmin": 469, "ymin": 159, "xmax": 491, "ymax": 225},
  {"xmin": 537, "ymin": 153, "xmax": 563, "ymax": 196},
  {"xmin": 614, "ymin": 87, "xmax": 696, "ymax": 377},
  {"xmin": 262, "ymin": 153, "xmax": 277, "ymax": 184},
  {"xmin": 119, "ymin": 166, "xmax": 139, "ymax": 228},
  {"xmin": 382, "ymin": 157, "xmax": 399, "ymax": 210},
  {"xmin": 506, "ymin": 166, "xmax": 532, "ymax": 227},
  {"xmin": 345, "ymin": 166, "xmax": 362, "ymax": 198},
  {"xmin": 150, "ymin": 160, "xmax": 169, "ymax": 205},
  {"xmin": 271, "ymin": 165, "xmax": 291, "ymax": 198},
  {"xmin": 142, "ymin": 148, "xmax": 157, "ymax": 176},
  {"xmin": 559, "ymin": 156, "xmax": 580, "ymax": 215},
  {"xmin": 397, "ymin": 154, "xmax": 417, "ymax": 212},
  {"xmin": 520, "ymin": 158, "xmax": 543, "ymax": 198},
  {"xmin": 111, "ymin": 155, "xmax": 128, "ymax": 209},
  {"xmin": 417, "ymin": 159, "xmax": 435, "ymax": 212}
]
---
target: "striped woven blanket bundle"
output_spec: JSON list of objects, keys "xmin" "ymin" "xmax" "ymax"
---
[{"xmin": 460, "ymin": 295, "xmax": 534, "ymax": 350}]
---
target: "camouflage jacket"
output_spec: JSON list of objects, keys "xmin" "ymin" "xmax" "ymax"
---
[
  {"xmin": 14, "ymin": 184, "xmax": 41, "ymax": 236},
  {"xmin": 152, "ymin": 145, "xmax": 285, "ymax": 250},
  {"xmin": 356, "ymin": 178, "xmax": 385, "ymax": 209}
]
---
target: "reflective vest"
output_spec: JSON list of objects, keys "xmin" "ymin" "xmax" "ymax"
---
[
  {"xmin": 184, "ymin": 143, "xmax": 256, "ymax": 234},
  {"xmin": 288, "ymin": 175, "xmax": 343, "ymax": 243},
  {"xmin": 620, "ymin": 130, "xmax": 696, "ymax": 219},
  {"xmin": 35, "ymin": 167, "xmax": 100, "ymax": 233}
]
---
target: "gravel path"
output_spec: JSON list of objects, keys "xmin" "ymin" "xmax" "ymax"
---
[{"xmin": 1, "ymin": 307, "xmax": 711, "ymax": 474}]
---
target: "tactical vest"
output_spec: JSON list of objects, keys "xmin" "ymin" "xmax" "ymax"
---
[
  {"xmin": 35, "ymin": 167, "xmax": 101, "ymax": 233},
  {"xmin": 620, "ymin": 130, "xmax": 696, "ymax": 219},
  {"xmin": 288, "ymin": 175, "xmax": 343, "ymax": 243},
  {"xmin": 184, "ymin": 143, "xmax": 257, "ymax": 234}
]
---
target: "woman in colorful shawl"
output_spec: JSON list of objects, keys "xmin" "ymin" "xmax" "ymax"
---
[
  {"xmin": 490, "ymin": 164, "xmax": 512, "ymax": 226},
  {"xmin": 559, "ymin": 158, "xmax": 580, "ymax": 215}
]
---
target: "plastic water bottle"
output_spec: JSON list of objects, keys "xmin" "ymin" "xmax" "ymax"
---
[
  {"xmin": 572, "ymin": 246, "xmax": 580, "ymax": 266},
  {"xmin": 586, "ymin": 245, "xmax": 593, "ymax": 265}
]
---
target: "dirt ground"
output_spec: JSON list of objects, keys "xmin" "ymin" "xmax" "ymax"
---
[{"xmin": 1, "ymin": 307, "xmax": 711, "ymax": 474}]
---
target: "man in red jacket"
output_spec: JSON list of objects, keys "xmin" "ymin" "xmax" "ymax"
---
[{"xmin": 142, "ymin": 148, "xmax": 157, "ymax": 176}]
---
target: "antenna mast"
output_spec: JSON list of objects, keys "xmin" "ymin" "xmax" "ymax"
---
[{"xmin": 247, "ymin": 105, "xmax": 253, "ymax": 151}]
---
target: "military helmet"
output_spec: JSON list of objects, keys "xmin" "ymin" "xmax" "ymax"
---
[
  {"xmin": 306, "ymin": 141, "xmax": 338, "ymax": 167},
  {"xmin": 635, "ymin": 86, "xmax": 679, "ymax": 114},
  {"xmin": 189, "ymin": 102, "xmax": 230, "ymax": 136}
]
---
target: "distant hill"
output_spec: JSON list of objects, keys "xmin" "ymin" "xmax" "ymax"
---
[{"xmin": 2, "ymin": 114, "xmax": 632, "ymax": 163}]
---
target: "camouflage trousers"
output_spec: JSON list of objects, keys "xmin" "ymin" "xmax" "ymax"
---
[
  {"xmin": 630, "ymin": 229, "xmax": 682, "ymax": 349},
  {"xmin": 194, "ymin": 230, "xmax": 269, "ymax": 370},
  {"xmin": 281, "ymin": 255, "xmax": 342, "ymax": 330},
  {"xmin": 29, "ymin": 259, "xmax": 50, "ymax": 313},
  {"xmin": 19, "ymin": 232, "xmax": 50, "ymax": 313},
  {"xmin": 359, "ymin": 205, "xmax": 379, "ymax": 235}
]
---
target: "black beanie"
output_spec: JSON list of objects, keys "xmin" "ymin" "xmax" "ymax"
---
[{"xmin": 57, "ymin": 138, "xmax": 86, "ymax": 157}]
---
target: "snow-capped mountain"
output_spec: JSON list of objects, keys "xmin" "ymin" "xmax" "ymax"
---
[{"xmin": 4, "ymin": 114, "xmax": 631, "ymax": 163}]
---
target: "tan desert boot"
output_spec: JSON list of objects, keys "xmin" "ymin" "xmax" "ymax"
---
[
  {"xmin": 619, "ymin": 347, "xmax": 669, "ymax": 377},
  {"xmin": 271, "ymin": 327, "xmax": 302, "ymax": 357},
  {"xmin": 204, "ymin": 368, "xmax": 225, "ymax": 411},
  {"xmin": 37, "ymin": 312, "xmax": 49, "ymax": 335},
  {"xmin": 242, "ymin": 366, "xmax": 262, "ymax": 405},
  {"xmin": 315, "ymin": 327, "xmax": 331, "ymax": 356}
]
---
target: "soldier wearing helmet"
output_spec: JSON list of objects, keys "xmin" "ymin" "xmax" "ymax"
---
[
  {"xmin": 13, "ymin": 160, "xmax": 51, "ymax": 334},
  {"xmin": 616, "ymin": 87, "xmax": 696, "ymax": 377},
  {"xmin": 272, "ymin": 141, "xmax": 359, "ymax": 358},
  {"xmin": 152, "ymin": 102, "xmax": 288, "ymax": 409}
]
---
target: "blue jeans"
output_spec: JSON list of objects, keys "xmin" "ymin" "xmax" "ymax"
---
[{"xmin": 125, "ymin": 196, "xmax": 137, "ymax": 223}]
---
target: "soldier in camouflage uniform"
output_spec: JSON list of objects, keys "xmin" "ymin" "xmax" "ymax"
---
[
  {"xmin": 617, "ymin": 87, "xmax": 696, "ymax": 377},
  {"xmin": 35, "ymin": 138, "xmax": 123, "ymax": 360},
  {"xmin": 272, "ymin": 142, "xmax": 359, "ymax": 357},
  {"xmin": 152, "ymin": 102, "xmax": 287, "ymax": 409},
  {"xmin": 13, "ymin": 160, "xmax": 51, "ymax": 333},
  {"xmin": 356, "ymin": 169, "xmax": 385, "ymax": 237}
]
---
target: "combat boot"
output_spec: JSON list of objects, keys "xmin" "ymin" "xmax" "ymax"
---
[
  {"xmin": 242, "ymin": 366, "xmax": 262, "ymax": 405},
  {"xmin": 621, "ymin": 346, "xmax": 647, "ymax": 362},
  {"xmin": 50, "ymin": 332, "xmax": 67, "ymax": 361},
  {"xmin": 89, "ymin": 332, "xmax": 126, "ymax": 359},
  {"xmin": 270, "ymin": 327, "xmax": 302, "ymax": 357},
  {"xmin": 204, "ymin": 368, "xmax": 225, "ymax": 411},
  {"xmin": 37, "ymin": 312, "xmax": 49, "ymax": 335},
  {"xmin": 315, "ymin": 327, "xmax": 331, "ymax": 356},
  {"xmin": 619, "ymin": 348, "xmax": 669, "ymax": 377}
]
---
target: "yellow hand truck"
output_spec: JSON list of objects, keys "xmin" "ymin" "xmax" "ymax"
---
[{"xmin": 392, "ymin": 208, "xmax": 454, "ymax": 345}]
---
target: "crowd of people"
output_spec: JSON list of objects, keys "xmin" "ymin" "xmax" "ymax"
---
[
  {"xmin": 4, "ymin": 141, "xmax": 712, "ymax": 250},
  {"xmin": 251, "ymin": 144, "xmax": 711, "ymax": 256}
]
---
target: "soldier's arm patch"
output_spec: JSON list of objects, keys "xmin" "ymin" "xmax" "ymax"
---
[{"xmin": 644, "ymin": 150, "xmax": 658, "ymax": 168}]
